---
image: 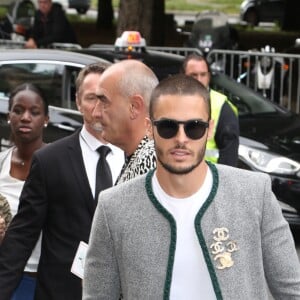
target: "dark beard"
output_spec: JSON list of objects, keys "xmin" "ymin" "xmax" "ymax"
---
[{"xmin": 156, "ymin": 142, "xmax": 206, "ymax": 175}]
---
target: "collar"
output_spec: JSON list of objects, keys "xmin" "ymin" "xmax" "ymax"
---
[
  {"xmin": 125, "ymin": 135, "xmax": 151, "ymax": 163},
  {"xmin": 80, "ymin": 126, "xmax": 105, "ymax": 152},
  {"xmin": 80, "ymin": 126, "xmax": 123, "ymax": 156}
]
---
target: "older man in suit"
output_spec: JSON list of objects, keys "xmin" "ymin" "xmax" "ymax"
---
[{"xmin": 0, "ymin": 63, "xmax": 124, "ymax": 300}]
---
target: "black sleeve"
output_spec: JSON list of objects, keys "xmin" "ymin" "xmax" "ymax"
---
[
  {"xmin": 29, "ymin": 11, "xmax": 40, "ymax": 40},
  {"xmin": 33, "ymin": 5, "xmax": 77, "ymax": 47},
  {"xmin": 215, "ymin": 102, "xmax": 240, "ymax": 166}
]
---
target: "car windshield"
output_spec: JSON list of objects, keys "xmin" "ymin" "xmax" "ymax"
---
[{"xmin": 210, "ymin": 72, "xmax": 277, "ymax": 116}]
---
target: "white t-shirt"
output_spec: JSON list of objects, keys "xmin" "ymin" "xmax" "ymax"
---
[
  {"xmin": 0, "ymin": 147, "xmax": 42, "ymax": 272},
  {"xmin": 152, "ymin": 169, "xmax": 216, "ymax": 300}
]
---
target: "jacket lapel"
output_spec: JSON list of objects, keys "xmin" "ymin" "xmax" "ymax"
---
[{"xmin": 67, "ymin": 130, "xmax": 96, "ymax": 216}]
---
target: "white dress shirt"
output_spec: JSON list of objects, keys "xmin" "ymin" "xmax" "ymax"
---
[{"xmin": 79, "ymin": 126, "xmax": 124, "ymax": 198}]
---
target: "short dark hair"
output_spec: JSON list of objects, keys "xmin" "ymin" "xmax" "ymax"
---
[
  {"xmin": 149, "ymin": 74, "xmax": 211, "ymax": 119},
  {"xmin": 9, "ymin": 83, "xmax": 49, "ymax": 116},
  {"xmin": 75, "ymin": 62, "xmax": 109, "ymax": 94},
  {"xmin": 181, "ymin": 53, "xmax": 211, "ymax": 75}
]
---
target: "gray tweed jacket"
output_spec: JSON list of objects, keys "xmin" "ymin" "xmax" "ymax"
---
[{"xmin": 83, "ymin": 163, "xmax": 300, "ymax": 300}]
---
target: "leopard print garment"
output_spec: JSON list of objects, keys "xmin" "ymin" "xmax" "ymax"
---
[
  {"xmin": 116, "ymin": 136, "xmax": 156, "ymax": 185},
  {"xmin": 0, "ymin": 194, "xmax": 12, "ymax": 226}
]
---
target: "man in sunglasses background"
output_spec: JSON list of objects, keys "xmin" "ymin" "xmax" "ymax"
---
[
  {"xmin": 182, "ymin": 53, "xmax": 239, "ymax": 167},
  {"xmin": 83, "ymin": 74, "xmax": 300, "ymax": 299}
]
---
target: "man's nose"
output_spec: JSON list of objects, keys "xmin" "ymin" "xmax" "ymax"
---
[
  {"xmin": 93, "ymin": 100, "xmax": 103, "ymax": 117},
  {"xmin": 175, "ymin": 124, "xmax": 188, "ymax": 142}
]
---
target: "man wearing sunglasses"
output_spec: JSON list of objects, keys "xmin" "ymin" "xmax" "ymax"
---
[
  {"xmin": 182, "ymin": 53, "xmax": 239, "ymax": 167},
  {"xmin": 83, "ymin": 74, "xmax": 300, "ymax": 299}
]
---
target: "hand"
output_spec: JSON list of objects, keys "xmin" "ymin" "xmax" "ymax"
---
[{"xmin": 24, "ymin": 38, "xmax": 37, "ymax": 49}]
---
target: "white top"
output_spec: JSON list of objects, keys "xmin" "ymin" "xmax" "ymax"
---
[
  {"xmin": 0, "ymin": 147, "xmax": 42, "ymax": 272},
  {"xmin": 79, "ymin": 126, "xmax": 125, "ymax": 199},
  {"xmin": 152, "ymin": 169, "xmax": 216, "ymax": 300}
]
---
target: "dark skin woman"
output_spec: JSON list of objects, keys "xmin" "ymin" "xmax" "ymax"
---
[
  {"xmin": 7, "ymin": 83, "xmax": 49, "ymax": 180},
  {"xmin": 0, "ymin": 82, "xmax": 49, "ymax": 299}
]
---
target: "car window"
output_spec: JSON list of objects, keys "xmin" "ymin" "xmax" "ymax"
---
[
  {"xmin": 211, "ymin": 72, "xmax": 277, "ymax": 116},
  {"xmin": 0, "ymin": 62, "xmax": 79, "ymax": 110}
]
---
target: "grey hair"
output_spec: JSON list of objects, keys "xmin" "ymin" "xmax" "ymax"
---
[{"xmin": 115, "ymin": 60, "xmax": 159, "ymax": 110}]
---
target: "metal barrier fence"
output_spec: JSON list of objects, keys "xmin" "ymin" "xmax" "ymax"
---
[
  {"xmin": 0, "ymin": 39, "xmax": 24, "ymax": 49},
  {"xmin": 147, "ymin": 46, "xmax": 202, "ymax": 57},
  {"xmin": 0, "ymin": 40, "xmax": 83, "ymax": 50},
  {"xmin": 2, "ymin": 38, "xmax": 299, "ymax": 113},
  {"xmin": 145, "ymin": 46, "xmax": 300, "ymax": 114},
  {"xmin": 206, "ymin": 49, "xmax": 300, "ymax": 114},
  {"xmin": 88, "ymin": 44, "xmax": 203, "ymax": 58}
]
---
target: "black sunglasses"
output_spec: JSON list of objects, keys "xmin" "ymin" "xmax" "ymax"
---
[{"xmin": 152, "ymin": 118, "xmax": 209, "ymax": 140}]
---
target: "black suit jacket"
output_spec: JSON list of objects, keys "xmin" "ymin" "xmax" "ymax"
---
[
  {"xmin": 31, "ymin": 3, "xmax": 77, "ymax": 47},
  {"xmin": 0, "ymin": 130, "xmax": 96, "ymax": 300}
]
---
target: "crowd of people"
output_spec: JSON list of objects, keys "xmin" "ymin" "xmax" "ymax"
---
[{"xmin": 0, "ymin": 53, "xmax": 299, "ymax": 299}]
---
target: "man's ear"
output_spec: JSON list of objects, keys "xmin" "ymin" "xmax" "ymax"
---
[
  {"xmin": 75, "ymin": 93, "xmax": 82, "ymax": 113},
  {"xmin": 207, "ymin": 119, "xmax": 214, "ymax": 139},
  {"xmin": 130, "ymin": 95, "xmax": 144, "ymax": 119},
  {"xmin": 145, "ymin": 117, "xmax": 153, "ymax": 138}
]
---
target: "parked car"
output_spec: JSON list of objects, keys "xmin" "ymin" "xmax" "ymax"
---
[
  {"xmin": 210, "ymin": 70, "xmax": 300, "ymax": 226},
  {"xmin": 240, "ymin": 0, "xmax": 285, "ymax": 26},
  {"xmin": 0, "ymin": 34, "xmax": 299, "ymax": 227},
  {"xmin": 0, "ymin": 48, "xmax": 110, "ymax": 150}
]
